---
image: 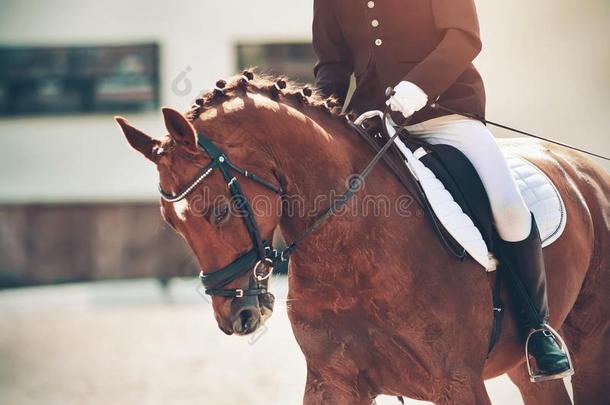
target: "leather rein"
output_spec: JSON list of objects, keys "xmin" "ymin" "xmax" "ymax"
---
[{"xmin": 159, "ymin": 109, "xmax": 411, "ymax": 299}]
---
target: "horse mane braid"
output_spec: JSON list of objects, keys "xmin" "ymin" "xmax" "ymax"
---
[{"xmin": 186, "ymin": 69, "xmax": 345, "ymax": 122}]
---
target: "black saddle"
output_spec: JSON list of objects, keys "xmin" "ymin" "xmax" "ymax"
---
[
  {"xmin": 410, "ymin": 140, "xmax": 496, "ymax": 251},
  {"xmin": 350, "ymin": 118, "xmax": 497, "ymax": 253}
]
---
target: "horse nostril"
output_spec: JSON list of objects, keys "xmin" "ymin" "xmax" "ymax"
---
[
  {"xmin": 240, "ymin": 309, "xmax": 255, "ymax": 330},
  {"xmin": 234, "ymin": 308, "xmax": 260, "ymax": 334}
]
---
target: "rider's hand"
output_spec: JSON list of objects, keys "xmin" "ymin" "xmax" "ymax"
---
[{"xmin": 386, "ymin": 81, "xmax": 428, "ymax": 119}]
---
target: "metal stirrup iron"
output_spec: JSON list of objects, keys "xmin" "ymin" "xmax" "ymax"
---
[{"xmin": 525, "ymin": 324, "xmax": 575, "ymax": 382}]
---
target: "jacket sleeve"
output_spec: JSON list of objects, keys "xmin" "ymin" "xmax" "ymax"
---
[
  {"xmin": 312, "ymin": 0, "xmax": 353, "ymax": 103},
  {"xmin": 403, "ymin": 0, "xmax": 482, "ymax": 101}
]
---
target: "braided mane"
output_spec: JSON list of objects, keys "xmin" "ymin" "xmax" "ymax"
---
[{"xmin": 185, "ymin": 70, "xmax": 350, "ymax": 122}]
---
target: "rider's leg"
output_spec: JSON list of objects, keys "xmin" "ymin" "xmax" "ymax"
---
[
  {"xmin": 406, "ymin": 115, "xmax": 571, "ymax": 380},
  {"xmin": 406, "ymin": 115, "xmax": 531, "ymax": 241}
]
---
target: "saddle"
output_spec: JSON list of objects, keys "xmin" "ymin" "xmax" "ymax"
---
[{"xmin": 351, "ymin": 114, "xmax": 567, "ymax": 271}]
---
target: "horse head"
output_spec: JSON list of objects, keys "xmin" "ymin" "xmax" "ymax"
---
[
  {"xmin": 116, "ymin": 71, "xmax": 355, "ymax": 338},
  {"xmin": 115, "ymin": 96, "xmax": 283, "ymax": 335}
]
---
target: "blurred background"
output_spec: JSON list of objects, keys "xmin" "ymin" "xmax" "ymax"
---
[{"xmin": 0, "ymin": 0, "xmax": 608, "ymax": 404}]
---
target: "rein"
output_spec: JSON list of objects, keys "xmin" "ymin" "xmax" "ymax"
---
[{"xmin": 159, "ymin": 108, "xmax": 410, "ymax": 299}]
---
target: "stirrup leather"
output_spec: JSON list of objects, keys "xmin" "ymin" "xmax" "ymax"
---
[{"xmin": 525, "ymin": 324, "xmax": 575, "ymax": 382}]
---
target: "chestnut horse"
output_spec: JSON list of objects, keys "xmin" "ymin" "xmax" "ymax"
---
[{"xmin": 116, "ymin": 75, "xmax": 610, "ymax": 405}]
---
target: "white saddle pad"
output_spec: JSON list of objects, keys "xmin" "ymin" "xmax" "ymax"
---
[
  {"xmin": 502, "ymin": 150, "xmax": 566, "ymax": 248},
  {"xmin": 385, "ymin": 120, "xmax": 566, "ymax": 271}
]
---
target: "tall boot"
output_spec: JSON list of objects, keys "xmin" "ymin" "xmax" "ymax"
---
[{"xmin": 498, "ymin": 212, "xmax": 572, "ymax": 381}]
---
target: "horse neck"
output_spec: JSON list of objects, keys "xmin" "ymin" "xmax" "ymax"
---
[
  {"xmin": 200, "ymin": 95, "xmax": 419, "ymax": 262},
  {"xmin": 241, "ymin": 99, "xmax": 413, "ymax": 258},
  {"xmin": 267, "ymin": 109, "xmax": 362, "ymax": 231}
]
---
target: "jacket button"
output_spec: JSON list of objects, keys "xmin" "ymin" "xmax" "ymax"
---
[
  {"xmin": 371, "ymin": 19, "xmax": 379, "ymax": 27},
  {"xmin": 367, "ymin": 1, "xmax": 375, "ymax": 8},
  {"xmin": 374, "ymin": 38, "xmax": 382, "ymax": 46}
]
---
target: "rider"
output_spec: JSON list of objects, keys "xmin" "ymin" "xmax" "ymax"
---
[{"xmin": 312, "ymin": 0, "xmax": 571, "ymax": 380}]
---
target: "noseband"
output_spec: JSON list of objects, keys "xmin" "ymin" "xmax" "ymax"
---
[{"xmin": 159, "ymin": 132, "xmax": 283, "ymax": 298}]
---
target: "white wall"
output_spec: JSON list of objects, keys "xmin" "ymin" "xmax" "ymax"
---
[
  {"xmin": 0, "ymin": 0, "xmax": 608, "ymax": 202},
  {"xmin": 0, "ymin": 0, "xmax": 313, "ymax": 202},
  {"xmin": 475, "ymin": 1, "xmax": 610, "ymax": 157}
]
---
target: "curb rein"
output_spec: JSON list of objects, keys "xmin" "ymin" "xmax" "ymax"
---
[{"xmin": 159, "ymin": 108, "xmax": 408, "ymax": 299}]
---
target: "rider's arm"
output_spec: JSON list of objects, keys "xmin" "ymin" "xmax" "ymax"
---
[
  {"xmin": 312, "ymin": 0, "xmax": 353, "ymax": 104},
  {"xmin": 403, "ymin": 0, "xmax": 482, "ymax": 102}
]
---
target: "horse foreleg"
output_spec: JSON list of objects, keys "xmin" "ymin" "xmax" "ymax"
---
[
  {"xmin": 302, "ymin": 366, "xmax": 375, "ymax": 405},
  {"xmin": 507, "ymin": 363, "xmax": 572, "ymax": 405}
]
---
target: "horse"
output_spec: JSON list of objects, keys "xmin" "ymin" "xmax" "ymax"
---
[{"xmin": 115, "ymin": 73, "xmax": 610, "ymax": 405}]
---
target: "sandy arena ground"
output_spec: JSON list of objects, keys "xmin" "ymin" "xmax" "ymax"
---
[{"xmin": 0, "ymin": 276, "xmax": 572, "ymax": 404}]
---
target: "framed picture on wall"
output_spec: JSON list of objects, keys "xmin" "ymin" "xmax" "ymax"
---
[
  {"xmin": 0, "ymin": 43, "xmax": 160, "ymax": 116},
  {"xmin": 235, "ymin": 41, "xmax": 315, "ymax": 84}
]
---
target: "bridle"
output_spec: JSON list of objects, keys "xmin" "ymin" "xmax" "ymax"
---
[
  {"xmin": 160, "ymin": 133, "xmax": 283, "ymax": 298},
  {"xmin": 159, "ymin": 104, "xmax": 412, "ymax": 300}
]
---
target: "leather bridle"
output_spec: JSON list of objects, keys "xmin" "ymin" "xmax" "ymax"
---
[
  {"xmin": 160, "ymin": 133, "xmax": 283, "ymax": 298},
  {"xmin": 159, "ymin": 106, "xmax": 413, "ymax": 300}
]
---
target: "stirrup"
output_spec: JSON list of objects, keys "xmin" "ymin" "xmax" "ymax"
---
[{"xmin": 525, "ymin": 324, "xmax": 575, "ymax": 382}]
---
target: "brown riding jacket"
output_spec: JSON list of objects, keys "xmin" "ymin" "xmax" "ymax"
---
[{"xmin": 312, "ymin": 0, "xmax": 486, "ymax": 124}]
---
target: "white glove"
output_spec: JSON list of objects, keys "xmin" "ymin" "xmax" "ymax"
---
[{"xmin": 386, "ymin": 81, "xmax": 428, "ymax": 118}]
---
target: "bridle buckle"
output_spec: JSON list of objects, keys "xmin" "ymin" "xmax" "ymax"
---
[{"xmin": 235, "ymin": 289, "xmax": 244, "ymax": 298}]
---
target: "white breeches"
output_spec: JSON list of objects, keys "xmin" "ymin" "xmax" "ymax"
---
[{"xmin": 406, "ymin": 114, "xmax": 532, "ymax": 242}]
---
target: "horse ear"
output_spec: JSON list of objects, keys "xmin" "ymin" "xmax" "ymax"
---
[
  {"xmin": 162, "ymin": 107, "xmax": 197, "ymax": 150},
  {"xmin": 115, "ymin": 116, "xmax": 160, "ymax": 163}
]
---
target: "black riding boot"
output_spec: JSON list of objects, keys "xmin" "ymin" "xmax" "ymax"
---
[{"xmin": 498, "ymin": 212, "xmax": 572, "ymax": 381}]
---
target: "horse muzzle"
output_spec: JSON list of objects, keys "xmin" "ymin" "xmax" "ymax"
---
[
  {"xmin": 232, "ymin": 305, "xmax": 262, "ymax": 335},
  {"xmin": 225, "ymin": 291, "xmax": 275, "ymax": 336}
]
